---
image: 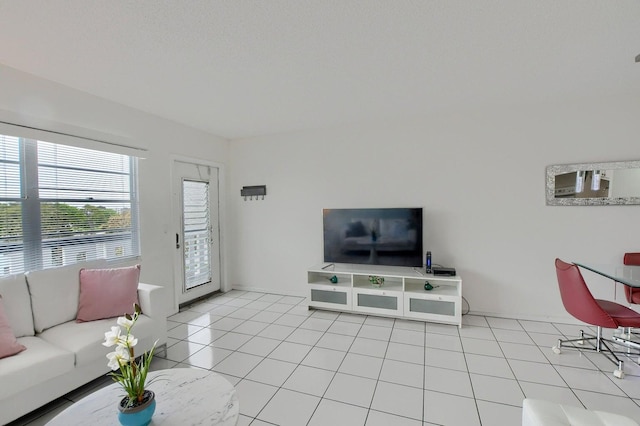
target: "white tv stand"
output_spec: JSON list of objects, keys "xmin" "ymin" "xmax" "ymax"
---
[{"xmin": 307, "ymin": 263, "xmax": 462, "ymax": 327}]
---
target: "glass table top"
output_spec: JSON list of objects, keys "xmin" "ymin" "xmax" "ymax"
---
[{"xmin": 574, "ymin": 262, "xmax": 640, "ymax": 288}]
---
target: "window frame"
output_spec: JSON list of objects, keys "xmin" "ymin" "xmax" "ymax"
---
[{"xmin": 0, "ymin": 135, "xmax": 140, "ymax": 274}]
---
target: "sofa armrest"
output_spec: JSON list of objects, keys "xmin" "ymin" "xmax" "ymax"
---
[
  {"xmin": 137, "ymin": 282, "xmax": 166, "ymax": 320},
  {"xmin": 137, "ymin": 282, "xmax": 168, "ymax": 347}
]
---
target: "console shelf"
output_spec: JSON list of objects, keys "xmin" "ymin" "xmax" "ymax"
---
[{"xmin": 307, "ymin": 263, "xmax": 463, "ymax": 327}]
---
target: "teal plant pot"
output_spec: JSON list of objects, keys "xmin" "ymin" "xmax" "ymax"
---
[{"xmin": 118, "ymin": 391, "xmax": 156, "ymax": 426}]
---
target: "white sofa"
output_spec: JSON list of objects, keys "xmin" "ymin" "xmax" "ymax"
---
[
  {"xmin": 522, "ymin": 398, "xmax": 639, "ymax": 426},
  {"xmin": 0, "ymin": 260, "xmax": 167, "ymax": 425}
]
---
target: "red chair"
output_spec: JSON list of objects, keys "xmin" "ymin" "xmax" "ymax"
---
[
  {"xmin": 552, "ymin": 258, "xmax": 640, "ymax": 379},
  {"xmin": 620, "ymin": 252, "xmax": 640, "ymax": 339},
  {"xmin": 623, "ymin": 252, "xmax": 640, "ymax": 304}
]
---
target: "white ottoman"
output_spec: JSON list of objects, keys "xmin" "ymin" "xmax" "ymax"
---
[{"xmin": 522, "ymin": 398, "xmax": 639, "ymax": 426}]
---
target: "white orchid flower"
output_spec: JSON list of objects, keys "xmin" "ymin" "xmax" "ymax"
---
[
  {"xmin": 103, "ymin": 304, "xmax": 158, "ymax": 404},
  {"xmin": 117, "ymin": 315, "xmax": 135, "ymax": 331},
  {"xmin": 106, "ymin": 345, "xmax": 130, "ymax": 370},
  {"xmin": 102, "ymin": 326, "xmax": 122, "ymax": 347},
  {"xmin": 116, "ymin": 344, "xmax": 131, "ymax": 361},
  {"xmin": 123, "ymin": 334, "xmax": 138, "ymax": 348},
  {"xmin": 106, "ymin": 351, "xmax": 121, "ymax": 370}
]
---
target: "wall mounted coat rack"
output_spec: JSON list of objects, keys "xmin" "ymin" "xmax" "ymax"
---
[{"xmin": 241, "ymin": 185, "xmax": 267, "ymax": 200}]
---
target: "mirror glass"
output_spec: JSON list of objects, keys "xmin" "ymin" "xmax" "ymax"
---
[{"xmin": 546, "ymin": 160, "xmax": 640, "ymax": 205}]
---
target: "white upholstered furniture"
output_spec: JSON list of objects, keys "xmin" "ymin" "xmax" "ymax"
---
[
  {"xmin": 522, "ymin": 398, "xmax": 639, "ymax": 426},
  {"xmin": 0, "ymin": 260, "xmax": 167, "ymax": 425}
]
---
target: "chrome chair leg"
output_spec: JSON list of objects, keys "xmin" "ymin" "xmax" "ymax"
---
[{"xmin": 552, "ymin": 328, "xmax": 634, "ymax": 379}]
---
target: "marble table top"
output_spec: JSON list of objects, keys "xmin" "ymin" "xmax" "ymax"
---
[{"xmin": 47, "ymin": 368, "xmax": 239, "ymax": 425}]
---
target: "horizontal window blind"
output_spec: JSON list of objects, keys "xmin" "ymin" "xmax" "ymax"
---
[
  {"xmin": 0, "ymin": 135, "xmax": 24, "ymax": 273},
  {"xmin": 0, "ymin": 134, "xmax": 139, "ymax": 275},
  {"xmin": 183, "ymin": 180, "xmax": 211, "ymax": 290},
  {"xmin": 0, "ymin": 135, "xmax": 21, "ymax": 200}
]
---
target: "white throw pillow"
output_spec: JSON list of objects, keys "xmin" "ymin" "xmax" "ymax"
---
[{"xmin": 26, "ymin": 260, "xmax": 107, "ymax": 333}]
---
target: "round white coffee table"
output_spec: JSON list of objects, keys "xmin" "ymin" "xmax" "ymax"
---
[{"xmin": 47, "ymin": 368, "xmax": 239, "ymax": 425}]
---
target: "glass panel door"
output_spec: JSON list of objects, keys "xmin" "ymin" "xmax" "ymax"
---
[{"xmin": 173, "ymin": 160, "xmax": 220, "ymax": 306}]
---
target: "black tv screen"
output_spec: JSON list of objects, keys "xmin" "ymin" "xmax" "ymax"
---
[{"xmin": 323, "ymin": 208, "xmax": 423, "ymax": 267}]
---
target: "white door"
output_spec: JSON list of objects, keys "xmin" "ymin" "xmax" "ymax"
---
[{"xmin": 173, "ymin": 160, "xmax": 221, "ymax": 305}]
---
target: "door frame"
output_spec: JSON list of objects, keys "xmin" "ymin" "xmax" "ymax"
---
[{"xmin": 170, "ymin": 155, "xmax": 228, "ymax": 312}]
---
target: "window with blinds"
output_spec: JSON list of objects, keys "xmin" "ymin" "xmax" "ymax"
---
[{"xmin": 0, "ymin": 134, "xmax": 139, "ymax": 275}]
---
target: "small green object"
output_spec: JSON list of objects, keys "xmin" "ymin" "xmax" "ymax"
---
[
  {"xmin": 424, "ymin": 281, "xmax": 434, "ymax": 291},
  {"xmin": 368, "ymin": 275, "xmax": 384, "ymax": 287},
  {"xmin": 329, "ymin": 275, "xmax": 338, "ymax": 284}
]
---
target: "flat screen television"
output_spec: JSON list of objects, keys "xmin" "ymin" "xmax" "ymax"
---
[{"xmin": 323, "ymin": 208, "xmax": 423, "ymax": 267}]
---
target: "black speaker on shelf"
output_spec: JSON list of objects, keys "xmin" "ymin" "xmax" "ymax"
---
[{"xmin": 426, "ymin": 251, "xmax": 432, "ymax": 273}]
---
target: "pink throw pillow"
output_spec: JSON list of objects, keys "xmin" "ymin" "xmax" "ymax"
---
[
  {"xmin": 0, "ymin": 295, "xmax": 26, "ymax": 359},
  {"xmin": 76, "ymin": 265, "xmax": 141, "ymax": 322}
]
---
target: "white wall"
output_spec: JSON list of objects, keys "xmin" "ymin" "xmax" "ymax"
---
[
  {"xmin": 229, "ymin": 95, "xmax": 640, "ymax": 322},
  {"xmin": 3, "ymin": 62, "xmax": 639, "ymax": 323},
  {"xmin": 0, "ymin": 64, "xmax": 230, "ymax": 314}
]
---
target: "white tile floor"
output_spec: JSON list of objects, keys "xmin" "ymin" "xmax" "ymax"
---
[{"xmin": 10, "ymin": 289, "xmax": 640, "ymax": 425}]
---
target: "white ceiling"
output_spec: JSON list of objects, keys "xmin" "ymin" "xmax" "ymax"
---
[{"xmin": 1, "ymin": 1, "xmax": 639, "ymax": 140}]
